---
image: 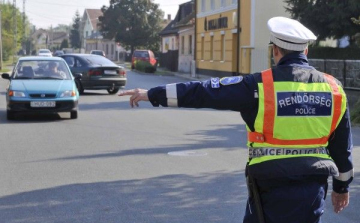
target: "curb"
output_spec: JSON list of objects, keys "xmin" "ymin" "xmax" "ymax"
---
[
  {"xmin": 129, "ymin": 67, "xmax": 210, "ymax": 82},
  {"xmin": 129, "ymin": 68, "xmax": 175, "ymax": 77}
]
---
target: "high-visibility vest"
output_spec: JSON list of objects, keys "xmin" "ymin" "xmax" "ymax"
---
[{"xmin": 247, "ymin": 69, "xmax": 347, "ymax": 165}]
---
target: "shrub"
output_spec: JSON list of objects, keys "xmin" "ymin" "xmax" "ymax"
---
[
  {"xmin": 135, "ymin": 60, "xmax": 156, "ymax": 73},
  {"xmin": 308, "ymin": 46, "xmax": 360, "ymax": 60},
  {"xmin": 351, "ymin": 98, "xmax": 360, "ymax": 126}
]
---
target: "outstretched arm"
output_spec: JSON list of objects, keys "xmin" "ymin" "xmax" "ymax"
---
[{"xmin": 118, "ymin": 88, "xmax": 149, "ymax": 107}]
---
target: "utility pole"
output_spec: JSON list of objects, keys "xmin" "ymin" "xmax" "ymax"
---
[
  {"xmin": 23, "ymin": 0, "xmax": 26, "ymax": 55},
  {"xmin": 13, "ymin": 0, "xmax": 17, "ymax": 64},
  {"xmin": 0, "ymin": 10, "xmax": 3, "ymax": 70}
]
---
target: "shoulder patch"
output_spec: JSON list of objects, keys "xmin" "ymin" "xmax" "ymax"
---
[
  {"xmin": 211, "ymin": 77, "xmax": 220, "ymax": 88},
  {"xmin": 220, "ymin": 76, "xmax": 243, "ymax": 85}
]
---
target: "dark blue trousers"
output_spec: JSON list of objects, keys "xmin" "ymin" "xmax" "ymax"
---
[{"xmin": 243, "ymin": 179, "xmax": 327, "ymax": 223}]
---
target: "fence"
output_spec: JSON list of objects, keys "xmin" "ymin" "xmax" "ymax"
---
[
  {"xmin": 308, "ymin": 59, "xmax": 360, "ymax": 107},
  {"xmin": 309, "ymin": 59, "xmax": 360, "ymax": 89},
  {"xmin": 159, "ymin": 50, "xmax": 179, "ymax": 72}
]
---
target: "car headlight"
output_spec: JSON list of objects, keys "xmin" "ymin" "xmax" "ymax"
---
[
  {"xmin": 9, "ymin": 90, "xmax": 26, "ymax": 97},
  {"xmin": 60, "ymin": 90, "xmax": 76, "ymax": 97}
]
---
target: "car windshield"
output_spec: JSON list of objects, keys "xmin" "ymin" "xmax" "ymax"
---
[
  {"xmin": 84, "ymin": 56, "xmax": 116, "ymax": 66},
  {"xmin": 13, "ymin": 60, "xmax": 72, "ymax": 80},
  {"xmin": 39, "ymin": 50, "xmax": 50, "ymax": 53},
  {"xmin": 134, "ymin": 51, "xmax": 149, "ymax": 57}
]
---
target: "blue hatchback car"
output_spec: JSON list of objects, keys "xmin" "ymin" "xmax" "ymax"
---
[{"xmin": 1, "ymin": 56, "xmax": 81, "ymax": 120}]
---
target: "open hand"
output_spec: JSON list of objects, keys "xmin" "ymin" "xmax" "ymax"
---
[
  {"xmin": 332, "ymin": 191, "xmax": 349, "ymax": 213},
  {"xmin": 118, "ymin": 88, "xmax": 149, "ymax": 107}
]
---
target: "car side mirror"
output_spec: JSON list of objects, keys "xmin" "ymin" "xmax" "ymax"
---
[
  {"xmin": 73, "ymin": 73, "xmax": 82, "ymax": 79},
  {"xmin": 1, "ymin": 73, "xmax": 10, "ymax": 79}
]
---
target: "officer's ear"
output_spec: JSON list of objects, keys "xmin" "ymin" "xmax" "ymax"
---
[
  {"xmin": 304, "ymin": 47, "xmax": 308, "ymax": 56},
  {"xmin": 272, "ymin": 44, "xmax": 282, "ymax": 58}
]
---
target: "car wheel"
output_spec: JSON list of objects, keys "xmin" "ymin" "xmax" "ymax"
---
[
  {"xmin": 7, "ymin": 110, "xmax": 15, "ymax": 120},
  {"xmin": 70, "ymin": 111, "xmax": 78, "ymax": 119},
  {"xmin": 75, "ymin": 80, "xmax": 84, "ymax": 95},
  {"xmin": 107, "ymin": 87, "xmax": 120, "ymax": 94}
]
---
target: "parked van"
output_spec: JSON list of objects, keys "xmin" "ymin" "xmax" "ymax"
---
[{"xmin": 131, "ymin": 50, "xmax": 157, "ymax": 70}]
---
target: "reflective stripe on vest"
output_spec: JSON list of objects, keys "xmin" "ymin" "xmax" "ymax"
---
[
  {"xmin": 249, "ymin": 147, "xmax": 328, "ymax": 158},
  {"xmin": 248, "ymin": 69, "xmax": 345, "ymax": 146}
]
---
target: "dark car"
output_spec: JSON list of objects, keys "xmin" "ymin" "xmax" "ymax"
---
[
  {"xmin": 90, "ymin": 50, "xmax": 106, "ymax": 57},
  {"xmin": 53, "ymin": 50, "xmax": 65, "ymax": 57},
  {"xmin": 1, "ymin": 56, "xmax": 80, "ymax": 120},
  {"xmin": 60, "ymin": 54, "xmax": 127, "ymax": 94},
  {"xmin": 131, "ymin": 49, "xmax": 157, "ymax": 70}
]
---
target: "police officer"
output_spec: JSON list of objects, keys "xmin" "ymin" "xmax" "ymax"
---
[{"xmin": 119, "ymin": 17, "xmax": 353, "ymax": 223}]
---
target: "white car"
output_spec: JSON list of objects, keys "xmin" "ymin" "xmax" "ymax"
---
[{"xmin": 38, "ymin": 49, "xmax": 52, "ymax": 57}]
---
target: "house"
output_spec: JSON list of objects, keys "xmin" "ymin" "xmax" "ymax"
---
[
  {"xmin": 176, "ymin": 10, "xmax": 195, "ymax": 73},
  {"xmin": 48, "ymin": 31, "xmax": 69, "ymax": 49},
  {"xmin": 31, "ymin": 29, "xmax": 49, "ymax": 52},
  {"xmin": 159, "ymin": 0, "xmax": 195, "ymax": 72},
  {"xmin": 81, "ymin": 9, "xmax": 126, "ymax": 61},
  {"xmin": 195, "ymin": 0, "xmax": 290, "ymax": 77}
]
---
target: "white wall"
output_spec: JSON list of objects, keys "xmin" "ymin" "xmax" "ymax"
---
[
  {"xmin": 161, "ymin": 35, "xmax": 179, "ymax": 53},
  {"xmin": 178, "ymin": 28, "xmax": 195, "ymax": 73},
  {"xmin": 251, "ymin": 0, "xmax": 290, "ymax": 72}
]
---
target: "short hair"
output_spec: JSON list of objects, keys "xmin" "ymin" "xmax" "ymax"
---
[{"xmin": 275, "ymin": 44, "xmax": 302, "ymax": 55}]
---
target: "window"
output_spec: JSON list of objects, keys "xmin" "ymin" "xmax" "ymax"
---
[
  {"xmin": 201, "ymin": 36, "xmax": 204, "ymax": 60},
  {"xmin": 181, "ymin": 36, "xmax": 185, "ymax": 55},
  {"xmin": 188, "ymin": 35, "xmax": 192, "ymax": 54},
  {"xmin": 210, "ymin": 35, "xmax": 214, "ymax": 61},
  {"xmin": 232, "ymin": 0, "xmax": 237, "ymax": 4},
  {"xmin": 201, "ymin": 0, "xmax": 206, "ymax": 12},
  {"xmin": 86, "ymin": 31, "xmax": 88, "ymax": 37},
  {"xmin": 111, "ymin": 44, "xmax": 114, "ymax": 55},
  {"xmin": 75, "ymin": 58, "xmax": 84, "ymax": 68},
  {"xmin": 221, "ymin": 0, "xmax": 226, "ymax": 7},
  {"xmin": 63, "ymin": 57, "xmax": 75, "ymax": 67},
  {"xmin": 106, "ymin": 44, "xmax": 109, "ymax": 55},
  {"xmin": 211, "ymin": 0, "xmax": 215, "ymax": 10},
  {"xmin": 221, "ymin": 34, "xmax": 225, "ymax": 61}
]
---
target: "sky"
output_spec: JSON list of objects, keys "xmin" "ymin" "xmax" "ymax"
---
[{"xmin": 19, "ymin": 0, "xmax": 190, "ymax": 29}]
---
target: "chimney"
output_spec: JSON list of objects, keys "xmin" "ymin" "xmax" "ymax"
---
[{"xmin": 167, "ymin": 14, "xmax": 171, "ymax": 21}]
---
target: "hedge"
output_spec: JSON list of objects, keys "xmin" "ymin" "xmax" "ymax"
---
[
  {"xmin": 135, "ymin": 60, "xmax": 156, "ymax": 73},
  {"xmin": 308, "ymin": 46, "xmax": 360, "ymax": 60}
]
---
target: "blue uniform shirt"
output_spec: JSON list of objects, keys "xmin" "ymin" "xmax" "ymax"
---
[{"xmin": 148, "ymin": 52, "xmax": 353, "ymax": 193}]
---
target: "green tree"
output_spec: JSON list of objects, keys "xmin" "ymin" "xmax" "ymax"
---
[
  {"xmin": 284, "ymin": 0, "xmax": 360, "ymax": 45},
  {"xmin": 351, "ymin": 16, "xmax": 360, "ymax": 46},
  {"xmin": 60, "ymin": 39, "xmax": 69, "ymax": 49},
  {"xmin": 70, "ymin": 10, "xmax": 81, "ymax": 49},
  {"xmin": 98, "ymin": 0, "xmax": 164, "ymax": 54},
  {"xmin": 0, "ymin": 3, "xmax": 26, "ymax": 61}
]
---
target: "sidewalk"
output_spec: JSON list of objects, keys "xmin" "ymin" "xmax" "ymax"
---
[
  {"xmin": 157, "ymin": 67, "xmax": 211, "ymax": 81},
  {"xmin": 117, "ymin": 62, "xmax": 211, "ymax": 82}
]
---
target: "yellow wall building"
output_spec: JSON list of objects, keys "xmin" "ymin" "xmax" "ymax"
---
[{"xmin": 195, "ymin": 0, "xmax": 290, "ymax": 77}]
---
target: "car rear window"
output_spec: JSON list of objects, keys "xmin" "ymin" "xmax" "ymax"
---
[
  {"xmin": 84, "ymin": 55, "xmax": 116, "ymax": 66},
  {"xmin": 134, "ymin": 51, "xmax": 149, "ymax": 57}
]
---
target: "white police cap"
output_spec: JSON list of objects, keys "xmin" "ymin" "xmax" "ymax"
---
[{"xmin": 268, "ymin": 17, "xmax": 317, "ymax": 51}]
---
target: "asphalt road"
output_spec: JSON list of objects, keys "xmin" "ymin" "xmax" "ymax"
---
[{"xmin": 0, "ymin": 70, "xmax": 358, "ymax": 223}]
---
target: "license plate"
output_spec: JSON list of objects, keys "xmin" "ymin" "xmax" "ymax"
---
[
  {"xmin": 104, "ymin": 70, "xmax": 117, "ymax": 75},
  {"xmin": 30, "ymin": 101, "xmax": 56, "ymax": 107}
]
